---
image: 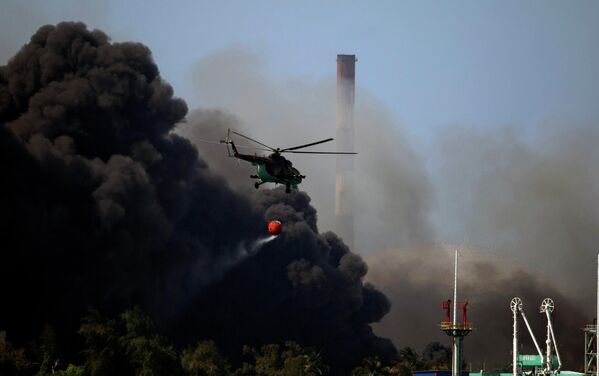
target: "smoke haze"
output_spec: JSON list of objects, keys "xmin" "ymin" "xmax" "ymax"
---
[
  {"xmin": 181, "ymin": 48, "xmax": 599, "ymax": 370},
  {"xmin": 181, "ymin": 48, "xmax": 433, "ymax": 254},
  {"xmin": 366, "ymin": 124, "xmax": 599, "ymax": 369},
  {"xmin": 0, "ymin": 23, "xmax": 394, "ymax": 375},
  {"xmin": 432, "ymin": 125, "xmax": 599, "ymax": 306},
  {"xmin": 2, "ymin": 17, "xmax": 599, "ymax": 373},
  {"xmin": 366, "ymin": 246, "xmax": 588, "ymax": 370}
]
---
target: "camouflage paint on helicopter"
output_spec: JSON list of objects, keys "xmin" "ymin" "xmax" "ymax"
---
[{"xmin": 218, "ymin": 129, "xmax": 356, "ymax": 193}]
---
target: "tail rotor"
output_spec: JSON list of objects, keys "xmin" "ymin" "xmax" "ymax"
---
[{"xmin": 220, "ymin": 128, "xmax": 235, "ymax": 156}]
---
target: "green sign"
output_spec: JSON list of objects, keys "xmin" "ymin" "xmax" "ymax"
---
[{"xmin": 517, "ymin": 355, "xmax": 558, "ymax": 368}]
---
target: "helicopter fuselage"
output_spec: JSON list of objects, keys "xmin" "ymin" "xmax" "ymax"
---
[
  {"xmin": 256, "ymin": 157, "xmax": 302, "ymax": 187},
  {"xmin": 232, "ymin": 150, "xmax": 303, "ymax": 191},
  {"xmin": 218, "ymin": 129, "xmax": 354, "ymax": 193}
]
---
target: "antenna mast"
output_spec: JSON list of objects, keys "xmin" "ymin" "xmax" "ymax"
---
[{"xmin": 441, "ymin": 250, "xmax": 473, "ymax": 376}]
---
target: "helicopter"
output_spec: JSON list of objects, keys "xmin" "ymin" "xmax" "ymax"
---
[{"xmin": 219, "ymin": 129, "xmax": 356, "ymax": 193}]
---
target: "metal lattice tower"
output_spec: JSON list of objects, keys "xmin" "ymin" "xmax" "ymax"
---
[
  {"xmin": 584, "ymin": 323, "xmax": 597, "ymax": 376},
  {"xmin": 584, "ymin": 255, "xmax": 599, "ymax": 376}
]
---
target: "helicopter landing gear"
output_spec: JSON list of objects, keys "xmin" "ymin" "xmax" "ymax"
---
[
  {"xmin": 255, "ymin": 180, "xmax": 268, "ymax": 189},
  {"xmin": 285, "ymin": 184, "xmax": 291, "ymax": 193}
]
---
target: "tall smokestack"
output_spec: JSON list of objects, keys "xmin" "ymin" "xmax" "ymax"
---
[{"xmin": 336, "ymin": 54, "xmax": 356, "ymax": 250}]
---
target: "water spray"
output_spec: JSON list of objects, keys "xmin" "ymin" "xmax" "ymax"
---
[{"xmin": 249, "ymin": 235, "xmax": 277, "ymax": 253}]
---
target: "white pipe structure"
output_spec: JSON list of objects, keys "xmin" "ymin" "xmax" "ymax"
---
[
  {"xmin": 540, "ymin": 298, "xmax": 562, "ymax": 373},
  {"xmin": 546, "ymin": 311, "xmax": 562, "ymax": 370},
  {"xmin": 511, "ymin": 296, "xmax": 545, "ymax": 376},
  {"xmin": 452, "ymin": 249, "xmax": 459, "ymax": 376},
  {"xmin": 511, "ymin": 298, "xmax": 521, "ymax": 376},
  {"xmin": 596, "ymin": 254, "xmax": 599, "ymax": 376},
  {"xmin": 545, "ymin": 307, "xmax": 552, "ymax": 373},
  {"xmin": 510, "ymin": 297, "xmax": 545, "ymax": 376},
  {"xmin": 453, "ymin": 249, "xmax": 458, "ymax": 326},
  {"xmin": 520, "ymin": 309, "xmax": 545, "ymax": 360}
]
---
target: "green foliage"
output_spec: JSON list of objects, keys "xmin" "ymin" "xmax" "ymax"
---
[
  {"xmin": 390, "ymin": 346, "xmax": 428, "ymax": 376},
  {"xmin": 54, "ymin": 364, "xmax": 85, "ymax": 376},
  {"xmin": 119, "ymin": 307, "xmax": 183, "ymax": 376},
  {"xmin": 121, "ymin": 307, "xmax": 156, "ymax": 339},
  {"xmin": 237, "ymin": 341, "xmax": 328, "ymax": 376},
  {"xmin": 4, "ymin": 307, "xmax": 436, "ymax": 375},
  {"xmin": 181, "ymin": 340, "xmax": 231, "ymax": 376},
  {"xmin": 79, "ymin": 307, "xmax": 182, "ymax": 376},
  {"xmin": 242, "ymin": 344, "xmax": 280, "ymax": 375},
  {"xmin": 79, "ymin": 308, "xmax": 127, "ymax": 376},
  {"xmin": 387, "ymin": 344, "xmax": 452, "ymax": 376},
  {"xmin": 0, "ymin": 340, "xmax": 33, "ymax": 375},
  {"xmin": 351, "ymin": 356, "xmax": 390, "ymax": 376},
  {"xmin": 37, "ymin": 325, "xmax": 58, "ymax": 376},
  {"xmin": 122, "ymin": 334, "xmax": 181, "ymax": 376},
  {"xmin": 279, "ymin": 341, "xmax": 328, "ymax": 376}
]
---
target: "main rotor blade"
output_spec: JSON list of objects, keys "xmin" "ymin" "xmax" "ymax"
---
[
  {"xmin": 234, "ymin": 145, "xmax": 272, "ymax": 152},
  {"xmin": 231, "ymin": 130, "xmax": 276, "ymax": 151},
  {"xmin": 193, "ymin": 138, "xmax": 271, "ymax": 151},
  {"xmin": 284, "ymin": 151, "xmax": 358, "ymax": 155},
  {"xmin": 281, "ymin": 138, "xmax": 334, "ymax": 152}
]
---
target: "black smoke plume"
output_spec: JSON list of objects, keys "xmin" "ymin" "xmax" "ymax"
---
[
  {"xmin": 367, "ymin": 246, "xmax": 589, "ymax": 370},
  {"xmin": 0, "ymin": 22, "xmax": 394, "ymax": 373}
]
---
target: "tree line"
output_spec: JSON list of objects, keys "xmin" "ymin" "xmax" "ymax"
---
[{"xmin": 0, "ymin": 308, "xmax": 450, "ymax": 376}]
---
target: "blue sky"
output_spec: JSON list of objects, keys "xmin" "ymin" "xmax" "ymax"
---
[
  {"xmin": 4, "ymin": 0, "xmax": 599, "ymax": 143},
  {"xmin": 114, "ymin": 0, "xmax": 599, "ymax": 140}
]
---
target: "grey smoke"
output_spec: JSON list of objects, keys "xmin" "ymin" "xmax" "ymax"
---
[
  {"xmin": 431, "ymin": 124, "xmax": 599, "ymax": 309},
  {"xmin": 181, "ymin": 47, "xmax": 599, "ymax": 370},
  {"xmin": 176, "ymin": 108, "xmax": 256, "ymax": 193},
  {"xmin": 180, "ymin": 47, "xmax": 433, "ymax": 254},
  {"xmin": 366, "ymin": 123, "xmax": 599, "ymax": 369},
  {"xmin": 366, "ymin": 246, "xmax": 589, "ymax": 370},
  {"xmin": 0, "ymin": 23, "xmax": 395, "ymax": 375}
]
